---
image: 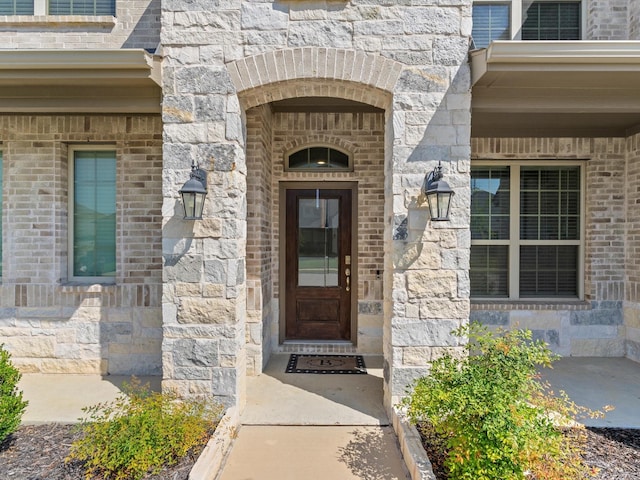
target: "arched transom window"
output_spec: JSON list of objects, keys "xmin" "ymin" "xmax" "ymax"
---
[{"xmin": 286, "ymin": 146, "xmax": 352, "ymax": 171}]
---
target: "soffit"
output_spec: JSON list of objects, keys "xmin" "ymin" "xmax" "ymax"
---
[
  {"xmin": 471, "ymin": 41, "xmax": 640, "ymax": 137},
  {"xmin": 0, "ymin": 49, "xmax": 162, "ymax": 113}
]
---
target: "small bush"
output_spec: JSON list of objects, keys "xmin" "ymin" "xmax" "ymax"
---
[
  {"xmin": 0, "ymin": 344, "xmax": 28, "ymax": 443},
  {"xmin": 402, "ymin": 323, "xmax": 601, "ymax": 480},
  {"xmin": 67, "ymin": 378, "xmax": 223, "ymax": 480}
]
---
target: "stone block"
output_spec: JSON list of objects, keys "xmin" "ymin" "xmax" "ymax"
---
[
  {"xmin": 570, "ymin": 338, "xmax": 625, "ymax": 357},
  {"xmin": 624, "ymin": 305, "xmax": 640, "ymax": 328},
  {"xmin": 175, "ymin": 338, "xmax": 219, "ymax": 367},
  {"xmin": 391, "ymin": 366, "xmax": 430, "ymax": 396},
  {"xmin": 203, "ymin": 284, "xmax": 225, "ymax": 298},
  {"xmin": 571, "ymin": 307, "xmax": 623, "ymax": 325},
  {"xmin": 39, "ymin": 358, "xmax": 104, "ymax": 374},
  {"xmin": 402, "ymin": 346, "xmax": 432, "ymax": 366},
  {"xmin": 7, "ymin": 337, "xmax": 56, "ymax": 357},
  {"xmin": 419, "ymin": 298, "xmax": 469, "ymax": 319},
  {"xmin": 211, "ymin": 367, "xmax": 237, "ymax": 396},
  {"xmin": 510, "ymin": 310, "xmax": 564, "ymax": 330},
  {"xmin": 470, "ymin": 310, "xmax": 509, "ymax": 326},
  {"xmin": 407, "ymin": 270, "xmax": 457, "ymax": 299},
  {"xmin": 392, "ymin": 318, "xmax": 460, "ymax": 347},
  {"xmin": 164, "ymin": 254, "xmax": 203, "ymax": 283},
  {"xmin": 178, "ymin": 297, "xmax": 235, "ymax": 324},
  {"xmin": 193, "ymin": 218, "xmax": 223, "ymax": 238}
]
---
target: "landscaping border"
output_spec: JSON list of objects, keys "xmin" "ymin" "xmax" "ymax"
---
[{"xmin": 188, "ymin": 407, "xmax": 240, "ymax": 480}]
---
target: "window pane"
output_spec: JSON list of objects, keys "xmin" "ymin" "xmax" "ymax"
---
[
  {"xmin": 520, "ymin": 167, "xmax": 580, "ymax": 241},
  {"xmin": 470, "ymin": 245, "xmax": 509, "ymax": 297},
  {"xmin": 73, "ymin": 151, "xmax": 116, "ymax": 278},
  {"xmin": 0, "ymin": 0, "xmax": 33, "ymax": 14},
  {"xmin": 329, "ymin": 149, "xmax": 349, "ymax": 169},
  {"xmin": 520, "ymin": 246, "xmax": 578, "ymax": 297},
  {"xmin": 288, "ymin": 147, "xmax": 351, "ymax": 171},
  {"xmin": 523, "ymin": 2, "xmax": 580, "ymax": 41},
  {"xmin": 471, "ymin": 166, "xmax": 510, "ymax": 240},
  {"xmin": 49, "ymin": 0, "xmax": 115, "ymax": 15},
  {"xmin": 472, "ymin": 4, "xmax": 511, "ymax": 49},
  {"xmin": 298, "ymin": 198, "xmax": 339, "ymax": 287}
]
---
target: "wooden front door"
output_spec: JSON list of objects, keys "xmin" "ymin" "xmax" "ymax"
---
[{"xmin": 285, "ymin": 189, "xmax": 352, "ymax": 341}]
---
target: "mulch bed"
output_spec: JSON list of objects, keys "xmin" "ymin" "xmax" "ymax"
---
[
  {"xmin": 418, "ymin": 422, "xmax": 640, "ymax": 479},
  {"xmin": 0, "ymin": 424, "xmax": 204, "ymax": 480}
]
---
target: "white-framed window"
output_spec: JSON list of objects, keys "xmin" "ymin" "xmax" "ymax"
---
[
  {"xmin": 0, "ymin": 0, "xmax": 115, "ymax": 15},
  {"xmin": 470, "ymin": 161, "xmax": 584, "ymax": 300},
  {"xmin": 68, "ymin": 146, "xmax": 116, "ymax": 283},
  {"xmin": 472, "ymin": 3, "xmax": 512, "ymax": 49},
  {"xmin": 471, "ymin": 0, "xmax": 584, "ymax": 46}
]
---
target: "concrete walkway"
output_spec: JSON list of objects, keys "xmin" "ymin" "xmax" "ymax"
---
[
  {"xmin": 16, "ymin": 356, "xmax": 640, "ymax": 479},
  {"xmin": 217, "ymin": 354, "xmax": 411, "ymax": 479}
]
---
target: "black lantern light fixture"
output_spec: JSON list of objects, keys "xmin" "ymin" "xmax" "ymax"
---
[
  {"xmin": 179, "ymin": 160, "xmax": 207, "ymax": 220},
  {"xmin": 423, "ymin": 161, "xmax": 455, "ymax": 221}
]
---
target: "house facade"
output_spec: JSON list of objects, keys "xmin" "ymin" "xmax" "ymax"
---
[{"xmin": 0, "ymin": 0, "xmax": 639, "ymax": 414}]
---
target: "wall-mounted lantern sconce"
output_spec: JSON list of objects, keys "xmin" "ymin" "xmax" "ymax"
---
[
  {"xmin": 179, "ymin": 161, "xmax": 207, "ymax": 220},
  {"xmin": 423, "ymin": 161, "xmax": 455, "ymax": 221}
]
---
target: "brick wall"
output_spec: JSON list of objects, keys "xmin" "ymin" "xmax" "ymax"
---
[
  {"xmin": 471, "ymin": 137, "xmax": 627, "ymax": 356},
  {"xmin": 243, "ymin": 107, "xmax": 386, "ymax": 372},
  {"xmin": 270, "ymin": 110, "xmax": 386, "ymax": 354},
  {"xmin": 245, "ymin": 105, "xmax": 275, "ymax": 375},
  {"xmin": 0, "ymin": 114, "xmax": 163, "ymax": 375},
  {"xmin": 0, "ymin": 0, "xmax": 160, "ymax": 50},
  {"xmin": 587, "ymin": 0, "xmax": 629, "ymax": 40},
  {"xmin": 630, "ymin": 0, "xmax": 640, "ymax": 39},
  {"xmin": 625, "ymin": 132, "xmax": 640, "ymax": 361}
]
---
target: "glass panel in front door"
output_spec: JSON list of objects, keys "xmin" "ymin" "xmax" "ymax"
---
[{"xmin": 297, "ymin": 197, "xmax": 339, "ymax": 287}]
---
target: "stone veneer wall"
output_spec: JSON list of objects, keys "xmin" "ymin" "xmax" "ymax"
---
[
  {"xmin": 161, "ymin": 1, "xmax": 472, "ymax": 408},
  {"xmin": 0, "ymin": 114, "xmax": 163, "ymax": 375},
  {"xmin": 471, "ymin": 137, "xmax": 627, "ymax": 356},
  {"xmin": 245, "ymin": 104, "xmax": 275, "ymax": 375},
  {"xmin": 0, "ymin": 0, "xmax": 160, "ymax": 50},
  {"xmin": 624, "ymin": 132, "xmax": 640, "ymax": 361}
]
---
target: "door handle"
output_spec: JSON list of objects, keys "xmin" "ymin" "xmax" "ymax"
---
[{"xmin": 345, "ymin": 267, "xmax": 351, "ymax": 292}]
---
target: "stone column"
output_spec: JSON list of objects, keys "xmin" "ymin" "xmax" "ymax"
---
[
  {"xmin": 160, "ymin": 3, "xmax": 247, "ymax": 408},
  {"xmin": 384, "ymin": 38, "xmax": 472, "ymax": 409}
]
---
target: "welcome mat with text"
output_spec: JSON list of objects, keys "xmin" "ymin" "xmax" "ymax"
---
[{"xmin": 286, "ymin": 354, "xmax": 367, "ymax": 374}]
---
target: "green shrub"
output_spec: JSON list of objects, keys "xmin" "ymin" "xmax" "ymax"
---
[
  {"xmin": 0, "ymin": 344, "xmax": 28, "ymax": 443},
  {"xmin": 403, "ymin": 323, "xmax": 600, "ymax": 480},
  {"xmin": 67, "ymin": 378, "xmax": 223, "ymax": 480}
]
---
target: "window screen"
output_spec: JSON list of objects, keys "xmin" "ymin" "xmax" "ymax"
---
[
  {"xmin": 522, "ymin": 1, "xmax": 581, "ymax": 40},
  {"xmin": 73, "ymin": 150, "xmax": 116, "ymax": 279},
  {"xmin": 49, "ymin": 0, "xmax": 115, "ymax": 15},
  {"xmin": 472, "ymin": 3, "xmax": 511, "ymax": 48},
  {"xmin": 0, "ymin": 0, "xmax": 34, "ymax": 14}
]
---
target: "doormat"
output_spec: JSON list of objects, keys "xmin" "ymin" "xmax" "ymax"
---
[{"xmin": 286, "ymin": 354, "xmax": 367, "ymax": 374}]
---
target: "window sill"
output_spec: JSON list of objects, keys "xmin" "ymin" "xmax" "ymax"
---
[
  {"xmin": 0, "ymin": 15, "xmax": 115, "ymax": 27},
  {"xmin": 471, "ymin": 300, "xmax": 590, "ymax": 311}
]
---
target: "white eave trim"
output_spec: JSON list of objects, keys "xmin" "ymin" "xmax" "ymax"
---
[
  {"xmin": 0, "ymin": 49, "xmax": 162, "ymax": 85},
  {"xmin": 471, "ymin": 41, "xmax": 640, "ymax": 85}
]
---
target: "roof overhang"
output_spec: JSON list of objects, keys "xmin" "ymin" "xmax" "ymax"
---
[
  {"xmin": 0, "ymin": 49, "xmax": 162, "ymax": 114},
  {"xmin": 470, "ymin": 41, "xmax": 640, "ymax": 137}
]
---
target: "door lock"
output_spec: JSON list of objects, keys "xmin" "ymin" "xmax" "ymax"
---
[{"xmin": 345, "ymin": 267, "xmax": 351, "ymax": 292}]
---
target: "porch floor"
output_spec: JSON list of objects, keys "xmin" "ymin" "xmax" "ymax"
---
[{"xmin": 241, "ymin": 353, "xmax": 388, "ymax": 426}]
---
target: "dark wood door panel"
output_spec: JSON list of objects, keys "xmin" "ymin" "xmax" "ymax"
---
[{"xmin": 285, "ymin": 188, "xmax": 352, "ymax": 341}]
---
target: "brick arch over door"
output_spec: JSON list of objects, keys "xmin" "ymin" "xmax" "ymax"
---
[
  {"xmin": 226, "ymin": 47, "xmax": 403, "ymax": 109},
  {"xmin": 282, "ymin": 135, "xmax": 358, "ymax": 159}
]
